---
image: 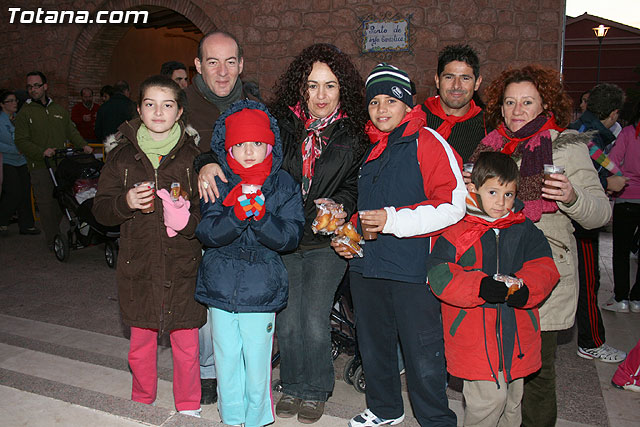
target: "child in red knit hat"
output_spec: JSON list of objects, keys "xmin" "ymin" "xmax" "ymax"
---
[{"xmin": 195, "ymin": 100, "xmax": 304, "ymax": 427}]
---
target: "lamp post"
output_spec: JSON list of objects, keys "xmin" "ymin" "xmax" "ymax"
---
[{"xmin": 592, "ymin": 24, "xmax": 610, "ymax": 84}]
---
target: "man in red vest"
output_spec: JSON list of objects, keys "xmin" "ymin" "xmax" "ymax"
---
[{"xmin": 422, "ymin": 44, "xmax": 489, "ymax": 162}]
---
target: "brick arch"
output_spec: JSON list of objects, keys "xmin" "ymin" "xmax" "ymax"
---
[{"xmin": 67, "ymin": 0, "xmax": 218, "ymax": 99}]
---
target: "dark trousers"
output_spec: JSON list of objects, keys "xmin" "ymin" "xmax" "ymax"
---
[
  {"xmin": 612, "ymin": 202, "xmax": 640, "ymax": 302},
  {"xmin": 574, "ymin": 228, "xmax": 606, "ymax": 349},
  {"xmin": 0, "ymin": 164, "xmax": 35, "ymax": 230},
  {"xmin": 30, "ymin": 167, "xmax": 62, "ymax": 246},
  {"xmin": 522, "ymin": 330, "xmax": 558, "ymax": 427},
  {"xmin": 350, "ymin": 272, "xmax": 456, "ymax": 426}
]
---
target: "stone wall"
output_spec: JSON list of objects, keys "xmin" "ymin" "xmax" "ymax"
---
[{"xmin": 1, "ymin": 0, "xmax": 565, "ymax": 108}]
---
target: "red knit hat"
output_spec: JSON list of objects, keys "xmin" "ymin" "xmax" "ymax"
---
[{"xmin": 225, "ymin": 109, "xmax": 275, "ymax": 151}]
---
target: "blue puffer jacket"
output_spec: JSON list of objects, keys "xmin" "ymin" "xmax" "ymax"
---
[{"xmin": 195, "ymin": 100, "xmax": 305, "ymax": 313}]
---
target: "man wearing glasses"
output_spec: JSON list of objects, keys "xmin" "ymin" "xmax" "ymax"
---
[{"xmin": 14, "ymin": 71, "xmax": 92, "ymax": 250}]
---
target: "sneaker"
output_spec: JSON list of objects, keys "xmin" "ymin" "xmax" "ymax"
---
[
  {"xmin": 200, "ymin": 378, "xmax": 217, "ymax": 404},
  {"xmin": 602, "ymin": 297, "xmax": 630, "ymax": 313},
  {"xmin": 612, "ymin": 379, "xmax": 640, "ymax": 392},
  {"xmin": 275, "ymin": 394, "xmax": 301, "ymax": 418},
  {"xmin": 630, "ymin": 301, "xmax": 640, "ymax": 313},
  {"xmin": 298, "ymin": 400, "xmax": 325, "ymax": 424},
  {"xmin": 349, "ymin": 408, "xmax": 405, "ymax": 426},
  {"xmin": 179, "ymin": 408, "xmax": 202, "ymax": 417},
  {"xmin": 577, "ymin": 344, "xmax": 627, "ymax": 363}
]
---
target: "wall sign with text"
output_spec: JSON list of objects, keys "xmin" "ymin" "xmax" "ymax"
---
[{"xmin": 361, "ymin": 15, "xmax": 411, "ymax": 54}]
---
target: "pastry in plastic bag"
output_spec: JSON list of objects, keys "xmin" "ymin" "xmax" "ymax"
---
[
  {"xmin": 312, "ymin": 202, "xmax": 345, "ymax": 234},
  {"xmin": 493, "ymin": 273, "xmax": 523, "ymax": 296},
  {"xmin": 332, "ymin": 235, "xmax": 363, "ymax": 258},
  {"xmin": 335, "ymin": 222, "xmax": 363, "ymax": 243}
]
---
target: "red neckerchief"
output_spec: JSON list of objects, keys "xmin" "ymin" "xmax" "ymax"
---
[
  {"xmin": 365, "ymin": 106, "xmax": 426, "ymax": 163},
  {"xmin": 497, "ymin": 114, "xmax": 564, "ymax": 155},
  {"xmin": 222, "ymin": 153, "xmax": 273, "ymax": 206},
  {"xmin": 424, "ymin": 96, "xmax": 482, "ymax": 140},
  {"xmin": 454, "ymin": 192, "xmax": 526, "ymax": 261}
]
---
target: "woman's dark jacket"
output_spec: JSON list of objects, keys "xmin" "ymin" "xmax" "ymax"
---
[
  {"xmin": 92, "ymin": 119, "xmax": 206, "ymax": 334},
  {"xmin": 195, "ymin": 100, "xmax": 305, "ymax": 313},
  {"xmin": 278, "ymin": 110, "xmax": 364, "ymax": 249}
]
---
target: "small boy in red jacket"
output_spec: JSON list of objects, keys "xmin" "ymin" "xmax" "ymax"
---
[{"xmin": 427, "ymin": 152, "xmax": 560, "ymax": 427}]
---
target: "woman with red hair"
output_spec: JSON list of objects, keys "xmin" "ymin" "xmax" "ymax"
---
[{"xmin": 469, "ymin": 65, "xmax": 611, "ymax": 427}]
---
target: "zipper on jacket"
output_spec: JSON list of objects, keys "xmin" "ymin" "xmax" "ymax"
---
[
  {"xmin": 495, "ymin": 232, "xmax": 504, "ymax": 373},
  {"xmin": 124, "ymin": 168, "xmax": 128, "ymax": 187},
  {"xmin": 186, "ymin": 167, "xmax": 192, "ymax": 194},
  {"xmin": 546, "ymin": 235, "xmax": 570, "ymax": 253},
  {"xmin": 154, "ymin": 169, "xmax": 159, "ymax": 189}
]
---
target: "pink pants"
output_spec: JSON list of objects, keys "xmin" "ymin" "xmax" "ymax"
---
[
  {"xmin": 612, "ymin": 338, "xmax": 640, "ymax": 388},
  {"xmin": 129, "ymin": 327, "xmax": 201, "ymax": 411}
]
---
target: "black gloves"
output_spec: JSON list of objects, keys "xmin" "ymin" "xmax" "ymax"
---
[
  {"xmin": 507, "ymin": 284, "xmax": 530, "ymax": 308},
  {"xmin": 479, "ymin": 276, "xmax": 508, "ymax": 303}
]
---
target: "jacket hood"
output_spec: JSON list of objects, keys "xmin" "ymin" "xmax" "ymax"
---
[{"xmin": 210, "ymin": 99, "xmax": 283, "ymax": 181}]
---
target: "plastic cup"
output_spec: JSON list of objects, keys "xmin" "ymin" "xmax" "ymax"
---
[
  {"xmin": 463, "ymin": 163, "xmax": 474, "ymax": 173},
  {"xmin": 360, "ymin": 211, "xmax": 378, "ymax": 241},
  {"xmin": 241, "ymin": 184, "xmax": 262, "ymax": 194},
  {"xmin": 134, "ymin": 181, "xmax": 155, "ymax": 213},
  {"xmin": 543, "ymin": 164, "xmax": 565, "ymax": 190}
]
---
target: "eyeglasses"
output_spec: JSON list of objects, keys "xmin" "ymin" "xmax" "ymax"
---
[{"xmin": 26, "ymin": 83, "xmax": 44, "ymax": 90}]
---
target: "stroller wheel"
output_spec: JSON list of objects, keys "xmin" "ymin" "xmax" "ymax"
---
[
  {"xmin": 331, "ymin": 337, "xmax": 340, "ymax": 360},
  {"xmin": 272, "ymin": 379, "xmax": 283, "ymax": 393},
  {"xmin": 343, "ymin": 356, "xmax": 359, "ymax": 385},
  {"xmin": 53, "ymin": 234, "xmax": 70, "ymax": 262},
  {"xmin": 353, "ymin": 365, "xmax": 366, "ymax": 394},
  {"xmin": 105, "ymin": 241, "xmax": 118, "ymax": 268}
]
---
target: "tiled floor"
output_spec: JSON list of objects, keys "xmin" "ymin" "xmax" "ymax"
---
[{"xmin": 0, "ymin": 226, "xmax": 638, "ymax": 426}]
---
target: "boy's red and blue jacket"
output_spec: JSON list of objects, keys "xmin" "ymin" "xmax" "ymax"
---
[
  {"xmin": 427, "ymin": 196, "xmax": 559, "ymax": 383},
  {"xmin": 349, "ymin": 106, "xmax": 466, "ymax": 283},
  {"xmin": 195, "ymin": 100, "xmax": 305, "ymax": 313}
]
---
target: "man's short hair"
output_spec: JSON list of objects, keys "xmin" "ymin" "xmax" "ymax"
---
[
  {"xmin": 80, "ymin": 87, "xmax": 93, "ymax": 96},
  {"xmin": 471, "ymin": 151, "xmax": 520, "ymax": 189},
  {"xmin": 587, "ymin": 83, "xmax": 625, "ymax": 120},
  {"xmin": 26, "ymin": 71, "xmax": 47, "ymax": 84},
  {"xmin": 113, "ymin": 80, "xmax": 130, "ymax": 94},
  {"xmin": 197, "ymin": 31, "xmax": 243, "ymax": 61},
  {"xmin": 160, "ymin": 61, "xmax": 187, "ymax": 76},
  {"xmin": 437, "ymin": 44, "xmax": 480, "ymax": 79},
  {"xmin": 100, "ymin": 85, "xmax": 114, "ymax": 98}
]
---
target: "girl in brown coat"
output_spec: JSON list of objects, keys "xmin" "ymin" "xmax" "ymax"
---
[{"xmin": 93, "ymin": 75, "xmax": 206, "ymax": 417}]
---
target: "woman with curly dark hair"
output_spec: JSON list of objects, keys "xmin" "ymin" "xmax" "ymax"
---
[
  {"xmin": 468, "ymin": 65, "xmax": 611, "ymax": 427},
  {"xmin": 270, "ymin": 43, "xmax": 368, "ymax": 424}
]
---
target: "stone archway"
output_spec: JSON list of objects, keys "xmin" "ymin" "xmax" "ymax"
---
[{"xmin": 67, "ymin": 0, "xmax": 217, "ymax": 102}]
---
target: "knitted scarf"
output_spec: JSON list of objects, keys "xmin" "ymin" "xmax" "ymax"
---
[
  {"xmin": 365, "ymin": 106, "xmax": 426, "ymax": 163},
  {"xmin": 222, "ymin": 153, "xmax": 273, "ymax": 207},
  {"xmin": 454, "ymin": 192, "xmax": 525, "ymax": 261},
  {"xmin": 424, "ymin": 95, "xmax": 482, "ymax": 140},
  {"xmin": 290, "ymin": 102, "xmax": 345, "ymax": 200},
  {"xmin": 586, "ymin": 140, "xmax": 623, "ymax": 176},
  {"xmin": 193, "ymin": 74, "xmax": 243, "ymax": 113},
  {"xmin": 137, "ymin": 123, "xmax": 181, "ymax": 169},
  {"xmin": 475, "ymin": 114, "xmax": 565, "ymax": 222}
]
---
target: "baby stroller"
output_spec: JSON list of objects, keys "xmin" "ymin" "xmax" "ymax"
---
[{"xmin": 45, "ymin": 148, "xmax": 119, "ymax": 267}]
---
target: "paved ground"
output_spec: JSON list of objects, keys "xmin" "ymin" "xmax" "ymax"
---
[{"xmin": 1, "ymin": 223, "xmax": 638, "ymax": 426}]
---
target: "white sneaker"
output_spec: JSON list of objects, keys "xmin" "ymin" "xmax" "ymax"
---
[
  {"xmin": 612, "ymin": 380, "xmax": 640, "ymax": 392},
  {"xmin": 349, "ymin": 408, "xmax": 405, "ymax": 426},
  {"xmin": 179, "ymin": 408, "xmax": 202, "ymax": 418},
  {"xmin": 630, "ymin": 300, "xmax": 640, "ymax": 313},
  {"xmin": 577, "ymin": 344, "xmax": 627, "ymax": 363},
  {"xmin": 602, "ymin": 297, "xmax": 630, "ymax": 313}
]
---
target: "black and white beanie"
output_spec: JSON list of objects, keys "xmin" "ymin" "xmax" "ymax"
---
[{"xmin": 365, "ymin": 63, "xmax": 414, "ymax": 108}]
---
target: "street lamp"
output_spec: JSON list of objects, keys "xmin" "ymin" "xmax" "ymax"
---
[{"xmin": 592, "ymin": 24, "xmax": 610, "ymax": 84}]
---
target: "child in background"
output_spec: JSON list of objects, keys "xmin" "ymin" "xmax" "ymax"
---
[
  {"xmin": 334, "ymin": 63, "xmax": 465, "ymax": 426},
  {"xmin": 195, "ymin": 100, "xmax": 304, "ymax": 427},
  {"xmin": 427, "ymin": 152, "xmax": 560, "ymax": 426},
  {"xmin": 92, "ymin": 75, "xmax": 206, "ymax": 417}
]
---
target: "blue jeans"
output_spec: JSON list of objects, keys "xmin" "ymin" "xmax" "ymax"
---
[{"xmin": 277, "ymin": 246, "xmax": 347, "ymax": 401}]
